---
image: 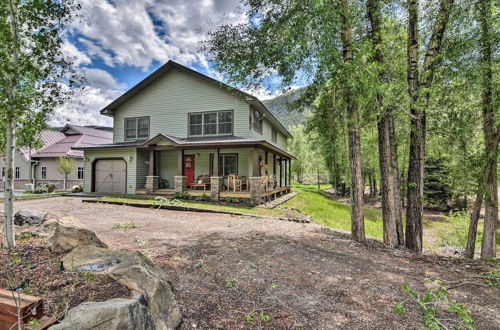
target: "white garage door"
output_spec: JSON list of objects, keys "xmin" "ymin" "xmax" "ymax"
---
[{"xmin": 95, "ymin": 159, "xmax": 126, "ymax": 194}]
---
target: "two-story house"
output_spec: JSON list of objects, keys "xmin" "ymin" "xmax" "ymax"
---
[{"xmin": 77, "ymin": 61, "xmax": 294, "ymax": 204}]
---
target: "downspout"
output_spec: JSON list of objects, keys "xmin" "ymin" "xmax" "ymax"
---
[{"xmin": 31, "ymin": 160, "xmax": 39, "ymax": 187}]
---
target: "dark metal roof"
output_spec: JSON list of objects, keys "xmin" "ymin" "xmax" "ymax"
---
[{"xmin": 99, "ymin": 60, "xmax": 292, "ymax": 139}]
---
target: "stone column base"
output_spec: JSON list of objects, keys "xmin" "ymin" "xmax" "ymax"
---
[
  {"xmin": 145, "ymin": 176, "xmax": 159, "ymax": 194},
  {"xmin": 210, "ymin": 176, "xmax": 223, "ymax": 201},
  {"xmin": 249, "ymin": 176, "xmax": 263, "ymax": 205},
  {"xmin": 174, "ymin": 176, "xmax": 187, "ymax": 192}
]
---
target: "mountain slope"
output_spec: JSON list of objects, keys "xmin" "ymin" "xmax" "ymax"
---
[{"xmin": 262, "ymin": 89, "xmax": 307, "ymax": 129}]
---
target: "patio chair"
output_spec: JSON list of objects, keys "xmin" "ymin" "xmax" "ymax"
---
[{"xmin": 191, "ymin": 175, "xmax": 210, "ymax": 190}]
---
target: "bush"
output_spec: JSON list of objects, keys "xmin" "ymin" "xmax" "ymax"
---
[
  {"xmin": 200, "ymin": 194, "xmax": 210, "ymax": 202},
  {"xmin": 33, "ymin": 185, "xmax": 49, "ymax": 194},
  {"xmin": 172, "ymin": 191, "xmax": 190, "ymax": 199},
  {"xmin": 71, "ymin": 185, "xmax": 83, "ymax": 193},
  {"xmin": 47, "ymin": 184, "xmax": 56, "ymax": 193}
]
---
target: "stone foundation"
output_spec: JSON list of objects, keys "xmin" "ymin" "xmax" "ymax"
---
[
  {"xmin": 249, "ymin": 176, "xmax": 263, "ymax": 205},
  {"xmin": 145, "ymin": 176, "xmax": 159, "ymax": 194},
  {"xmin": 174, "ymin": 176, "xmax": 186, "ymax": 192},
  {"xmin": 210, "ymin": 176, "xmax": 222, "ymax": 201}
]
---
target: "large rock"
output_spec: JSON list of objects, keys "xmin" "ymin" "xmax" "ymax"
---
[
  {"xmin": 50, "ymin": 298, "xmax": 155, "ymax": 330},
  {"xmin": 50, "ymin": 223, "xmax": 107, "ymax": 253},
  {"xmin": 62, "ymin": 246, "xmax": 182, "ymax": 330},
  {"xmin": 14, "ymin": 210, "xmax": 47, "ymax": 226}
]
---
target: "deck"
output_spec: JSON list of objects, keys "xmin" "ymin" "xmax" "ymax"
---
[{"xmin": 136, "ymin": 186, "xmax": 292, "ymax": 200}]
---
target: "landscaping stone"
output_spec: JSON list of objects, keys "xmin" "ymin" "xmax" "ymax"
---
[
  {"xmin": 50, "ymin": 223, "xmax": 107, "ymax": 253},
  {"xmin": 50, "ymin": 298, "xmax": 155, "ymax": 330},
  {"xmin": 14, "ymin": 210, "xmax": 47, "ymax": 226},
  {"xmin": 62, "ymin": 246, "xmax": 182, "ymax": 330}
]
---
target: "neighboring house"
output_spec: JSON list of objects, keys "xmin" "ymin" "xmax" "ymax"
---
[
  {"xmin": 0, "ymin": 125, "xmax": 113, "ymax": 190},
  {"xmin": 77, "ymin": 60, "xmax": 294, "ymax": 204}
]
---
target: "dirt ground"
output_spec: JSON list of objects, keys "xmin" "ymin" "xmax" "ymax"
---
[{"xmin": 2, "ymin": 197, "xmax": 499, "ymax": 329}]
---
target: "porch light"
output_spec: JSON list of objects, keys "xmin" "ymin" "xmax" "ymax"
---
[{"xmin": 128, "ymin": 156, "xmax": 133, "ymax": 162}]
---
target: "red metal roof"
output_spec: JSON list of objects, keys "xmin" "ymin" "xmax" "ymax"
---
[{"xmin": 21, "ymin": 125, "xmax": 112, "ymax": 159}]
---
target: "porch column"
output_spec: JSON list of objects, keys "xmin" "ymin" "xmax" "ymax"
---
[
  {"xmin": 288, "ymin": 158, "xmax": 292, "ymax": 187},
  {"xmin": 253, "ymin": 147, "xmax": 260, "ymax": 177},
  {"xmin": 264, "ymin": 151, "xmax": 268, "ymax": 175},
  {"xmin": 285, "ymin": 158, "xmax": 288, "ymax": 187},
  {"xmin": 273, "ymin": 154, "xmax": 276, "ymax": 177},
  {"xmin": 279, "ymin": 157, "xmax": 282, "ymax": 187},
  {"xmin": 175, "ymin": 149, "xmax": 186, "ymax": 192},
  {"xmin": 210, "ymin": 148, "xmax": 221, "ymax": 201},
  {"xmin": 146, "ymin": 149, "xmax": 159, "ymax": 194}
]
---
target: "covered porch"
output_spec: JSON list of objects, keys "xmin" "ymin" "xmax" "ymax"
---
[{"xmin": 136, "ymin": 134, "xmax": 293, "ymax": 204}]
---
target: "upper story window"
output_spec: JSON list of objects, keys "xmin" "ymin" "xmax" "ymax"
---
[
  {"xmin": 125, "ymin": 117, "xmax": 150, "ymax": 140},
  {"xmin": 272, "ymin": 127, "xmax": 278, "ymax": 143},
  {"xmin": 189, "ymin": 110, "xmax": 233, "ymax": 137},
  {"xmin": 251, "ymin": 109, "xmax": 263, "ymax": 134}
]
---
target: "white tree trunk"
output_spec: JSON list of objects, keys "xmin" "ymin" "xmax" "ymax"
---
[{"xmin": 4, "ymin": 118, "xmax": 15, "ymax": 248}]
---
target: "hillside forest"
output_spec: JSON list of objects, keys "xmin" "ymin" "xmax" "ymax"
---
[{"xmin": 206, "ymin": 0, "xmax": 499, "ymax": 259}]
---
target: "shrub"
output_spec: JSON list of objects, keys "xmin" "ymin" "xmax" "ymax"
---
[
  {"xmin": 47, "ymin": 184, "xmax": 56, "ymax": 193},
  {"xmin": 200, "ymin": 194, "xmax": 210, "ymax": 202},
  {"xmin": 172, "ymin": 191, "xmax": 190, "ymax": 199},
  {"xmin": 71, "ymin": 185, "xmax": 83, "ymax": 193}
]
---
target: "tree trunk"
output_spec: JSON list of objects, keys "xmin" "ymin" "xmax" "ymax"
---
[
  {"xmin": 465, "ymin": 171, "xmax": 486, "ymax": 258},
  {"xmin": 478, "ymin": 0, "xmax": 498, "ymax": 259},
  {"xmin": 341, "ymin": 0, "xmax": 365, "ymax": 243},
  {"xmin": 389, "ymin": 115, "xmax": 405, "ymax": 244},
  {"xmin": 405, "ymin": 0, "xmax": 453, "ymax": 254},
  {"xmin": 4, "ymin": 0, "xmax": 20, "ymax": 248},
  {"xmin": 368, "ymin": 0, "xmax": 399, "ymax": 247}
]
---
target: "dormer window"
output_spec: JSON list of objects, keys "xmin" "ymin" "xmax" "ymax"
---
[
  {"xmin": 189, "ymin": 110, "xmax": 233, "ymax": 137},
  {"xmin": 125, "ymin": 117, "xmax": 150, "ymax": 140}
]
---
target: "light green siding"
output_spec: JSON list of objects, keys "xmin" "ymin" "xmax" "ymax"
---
[
  {"xmin": 113, "ymin": 68, "xmax": 251, "ymax": 142},
  {"xmin": 83, "ymin": 148, "xmax": 137, "ymax": 194}
]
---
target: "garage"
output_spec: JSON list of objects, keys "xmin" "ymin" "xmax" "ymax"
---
[{"xmin": 94, "ymin": 159, "xmax": 126, "ymax": 193}]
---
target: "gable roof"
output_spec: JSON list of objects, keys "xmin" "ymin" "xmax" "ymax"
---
[
  {"xmin": 100, "ymin": 60, "xmax": 292, "ymax": 139},
  {"xmin": 19, "ymin": 125, "xmax": 113, "ymax": 160}
]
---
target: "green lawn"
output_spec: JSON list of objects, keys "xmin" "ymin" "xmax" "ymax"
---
[{"xmin": 0, "ymin": 191, "xmax": 67, "ymax": 201}]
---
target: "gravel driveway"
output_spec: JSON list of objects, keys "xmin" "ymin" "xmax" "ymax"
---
[{"xmin": 1, "ymin": 197, "xmax": 498, "ymax": 329}]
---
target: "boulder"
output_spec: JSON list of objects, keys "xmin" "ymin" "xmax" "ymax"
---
[
  {"xmin": 14, "ymin": 210, "xmax": 47, "ymax": 226},
  {"xmin": 50, "ymin": 223, "xmax": 107, "ymax": 253},
  {"xmin": 50, "ymin": 298, "xmax": 155, "ymax": 330},
  {"xmin": 62, "ymin": 246, "xmax": 182, "ymax": 330}
]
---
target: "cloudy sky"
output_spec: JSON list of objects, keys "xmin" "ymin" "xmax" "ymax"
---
[{"xmin": 52, "ymin": 0, "xmax": 284, "ymax": 127}]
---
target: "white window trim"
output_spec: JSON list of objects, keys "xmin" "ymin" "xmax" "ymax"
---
[
  {"xmin": 124, "ymin": 117, "xmax": 150, "ymax": 141},
  {"xmin": 188, "ymin": 110, "xmax": 233, "ymax": 137},
  {"xmin": 77, "ymin": 167, "xmax": 84, "ymax": 180},
  {"xmin": 41, "ymin": 166, "xmax": 47, "ymax": 179},
  {"xmin": 15, "ymin": 167, "xmax": 20, "ymax": 179}
]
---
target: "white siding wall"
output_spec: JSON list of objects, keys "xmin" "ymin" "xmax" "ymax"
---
[
  {"xmin": 34, "ymin": 158, "xmax": 84, "ymax": 181},
  {"xmin": 0, "ymin": 151, "xmax": 31, "ymax": 180},
  {"xmin": 112, "ymin": 68, "xmax": 251, "ymax": 142}
]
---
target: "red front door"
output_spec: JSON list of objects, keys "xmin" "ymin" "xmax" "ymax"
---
[{"xmin": 183, "ymin": 155, "xmax": 195, "ymax": 186}]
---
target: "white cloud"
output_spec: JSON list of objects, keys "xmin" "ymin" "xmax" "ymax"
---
[
  {"xmin": 73, "ymin": 0, "xmax": 245, "ymax": 70},
  {"xmin": 63, "ymin": 40, "xmax": 91, "ymax": 67},
  {"xmin": 81, "ymin": 67, "xmax": 127, "ymax": 90},
  {"xmin": 49, "ymin": 86, "xmax": 121, "ymax": 127}
]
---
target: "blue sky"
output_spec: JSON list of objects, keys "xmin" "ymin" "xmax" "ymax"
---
[{"xmin": 52, "ymin": 0, "xmax": 288, "ymax": 127}]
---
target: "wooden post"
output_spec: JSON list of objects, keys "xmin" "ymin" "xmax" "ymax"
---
[
  {"xmin": 264, "ymin": 151, "xmax": 268, "ymax": 175},
  {"xmin": 149, "ymin": 150, "xmax": 155, "ymax": 176},
  {"xmin": 279, "ymin": 158, "xmax": 282, "ymax": 187},
  {"xmin": 273, "ymin": 154, "xmax": 276, "ymax": 177},
  {"xmin": 288, "ymin": 158, "xmax": 292, "ymax": 186},
  {"xmin": 253, "ymin": 148, "xmax": 260, "ymax": 177},
  {"xmin": 213, "ymin": 148, "xmax": 219, "ymax": 176},
  {"xmin": 177, "ymin": 149, "xmax": 184, "ymax": 176},
  {"xmin": 285, "ymin": 158, "xmax": 288, "ymax": 187}
]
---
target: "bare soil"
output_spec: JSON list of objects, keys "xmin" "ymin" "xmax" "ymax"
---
[{"xmin": 1, "ymin": 197, "xmax": 499, "ymax": 329}]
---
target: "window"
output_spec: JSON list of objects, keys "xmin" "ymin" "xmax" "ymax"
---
[
  {"xmin": 252, "ymin": 109, "xmax": 263, "ymax": 133},
  {"xmin": 125, "ymin": 117, "xmax": 150, "ymax": 140},
  {"xmin": 41, "ymin": 166, "xmax": 47, "ymax": 179},
  {"xmin": 77, "ymin": 167, "xmax": 84, "ymax": 180},
  {"xmin": 209, "ymin": 154, "xmax": 238, "ymax": 176},
  {"xmin": 1, "ymin": 167, "xmax": 4, "ymax": 179},
  {"xmin": 15, "ymin": 167, "xmax": 20, "ymax": 179},
  {"xmin": 272, "ymin": 127, "xmax": 278, "ymax": 143},
  {"xmin": 188, "ymin": 110, "xmax": 232, "ymax": 136}
]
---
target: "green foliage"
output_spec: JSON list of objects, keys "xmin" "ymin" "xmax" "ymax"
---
[
  {"xmin": 424, "ymin": 157, "xmax": 453, "ymax": 210},
  {"xmin": 244, "ymin": 313, "xmax": 254, "ymax": 324},
  {"xmin": 200, "ymin": 194, "xmax": 211, "ymax": 202},
  {"xmin": 436, "ymin": 211, "xmax": 477, "ymax": 251},
  {"xmin": 112, "ymin": 221, "xmax": 139, "ymax": 231},
  {"xmin": 225, "ymin": 279, "xmax": 238, "ymax": 288},
  {"xmin": 398, "ymin": 280, "xmax": 475, "ymax": 329},
  {"xmin": 28, "ymin": 318, "xmax": 41, "ymax": 330},
  {"xmin": 82, "ymin": 271, "xmax": 98, "ymax": 283},
  {"xmin": 259, "ymin": 312, "xmax": 272, "ymax": 322},
  {"xmin": 172, "ymin": 191, "xmax": 190, "ymax": 200},
  {"xmin": 10, "ymin": 252, "xmax": 21, "ymax": 266},
  {"xmin": 481, "ymin": 270, "xmax": 500, "ymax": 288}
]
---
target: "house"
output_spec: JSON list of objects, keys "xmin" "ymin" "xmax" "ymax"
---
[
  {"xmin": 77, "ymin": 61, "xmax": 294, "ymax": 204},
  {"xmin": 0, "ymin": 125, "xmax": 113, "ymax": 190}
]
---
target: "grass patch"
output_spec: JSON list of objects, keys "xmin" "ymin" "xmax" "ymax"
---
[
  {"xmin": 0, "ymin": 191, "xmax": 67, "ymax": 201},
  {"xmin": 112, "ymin": 221, "xmax": 139, "ymax": 230},
  {"xmin": 284, "ymin": 188, "xmax": 384, "ymax": 239}
]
